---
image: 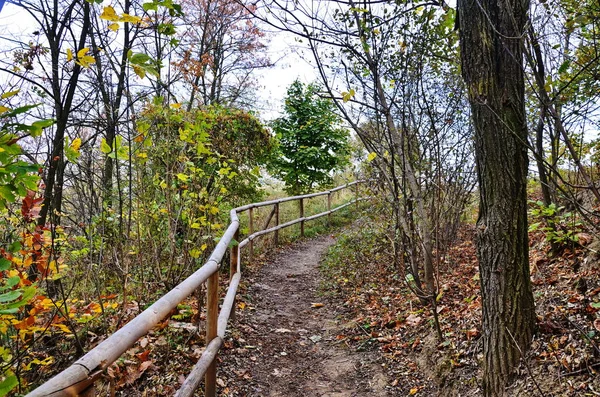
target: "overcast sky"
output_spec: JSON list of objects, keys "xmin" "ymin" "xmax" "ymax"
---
[{"xmin": 254, "ymin": 31, "xmax": 317, "ymax": 120}]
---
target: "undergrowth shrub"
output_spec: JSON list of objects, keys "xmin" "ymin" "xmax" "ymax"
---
[{"xmin": 320, "ymin": 212, "xmax": 392, "ymax": 297}]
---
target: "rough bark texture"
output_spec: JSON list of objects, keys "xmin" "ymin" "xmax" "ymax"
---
[{"xmin": 457, "ymin": 0, "xmax": 536, "ymax": 395}]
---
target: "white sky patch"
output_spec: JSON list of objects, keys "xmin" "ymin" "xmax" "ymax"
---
[
  {"xmin": 254, "ymin": 30, "xmax": 317, "ymax": 121},
  {"xmin": 0, "ymin": 3, "xmax": 37, "ymax": 37}
]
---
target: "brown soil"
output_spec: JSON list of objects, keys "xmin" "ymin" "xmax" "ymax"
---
[{"xmin": 219, "ymin": 235, "xmax": 390, "ymax": 396}]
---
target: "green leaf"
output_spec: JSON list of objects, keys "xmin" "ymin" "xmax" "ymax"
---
[
  {"xmin": 30, "ymin": 119, "xmax": 55, "ymax": 137},
  {"xmin": 0, "ymin": 371, "xmax": 18, "ymax": 397},
  {"xmin": 158, "ymin": 23, "xmax": 176, "ymax": 35},
  {"xmin": 0, "ymin": 290, "xmax": 21, "ymax": 303},
  {"xmin": 142, "ymin": 2, "xmax": 158, "ymax": 12},
  {"xmin": 0, "ymin": 258, "xmax": 10, "ymax": 271},
  {"xmin": 129, "ymin": 52, "xmax": 153, "ymax": 65},
  {"xmin": 8, "ymin": 241, "xmax": 21, "ymax": 253},
  {"xmin": 1, "ymin": 286, "xmax": 36, "ymax": 310},
  {"xmin": 1, "ymin": 104, "xmax": 39, "ymax": 119},
  {"xmin": 0, "ymin": 185, "xmax": 16, "ymax": 203},
  {"xmin": 5, "ymin": 276, "xmax": 20, "ymax": 288},
  {"xmin": 558, "ymin": 60, "xmax": 571, "ymax": 74}
]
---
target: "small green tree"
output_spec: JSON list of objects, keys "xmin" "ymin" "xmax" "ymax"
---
[{"xmin": 271, "ymin": 80, "xmax": 350, "ymax": 195}]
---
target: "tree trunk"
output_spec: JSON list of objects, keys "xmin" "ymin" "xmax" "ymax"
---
[{"xmin": 457, "ymin": 0, "xmax": 536, "ymax": 395}]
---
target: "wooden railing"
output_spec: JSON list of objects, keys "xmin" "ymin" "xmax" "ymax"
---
[{"xmin": 26, "ymin": 180, "xmax": 370, "ymax": 397}]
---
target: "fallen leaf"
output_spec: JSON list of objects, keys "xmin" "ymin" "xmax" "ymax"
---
[
  {"xmin": 311, "ymin": 303, "xmax": 324, "ymax": 308},
  {"xmin": 466, "ymin": 328, "xmax": 480, "ymax": 339},
  {"xmin": 136, "ymin": 350, "xmax": 150, "ymax": 362},
  {"xmin": 275, "ymin": 328, "xmax": 292, "ymax": 333},
  {"xmin": 406, "ymin": 314, "xmax": 422, "ymax": 326}
]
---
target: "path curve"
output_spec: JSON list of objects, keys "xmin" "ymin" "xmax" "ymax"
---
[{"xmin": 222, "ymin": 235, "xmax": 389, "ymax": 396}]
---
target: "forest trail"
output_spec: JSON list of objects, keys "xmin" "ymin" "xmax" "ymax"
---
[{"xmin": 221, "ymin": 235, "xmax": 390, "ymax": 396}]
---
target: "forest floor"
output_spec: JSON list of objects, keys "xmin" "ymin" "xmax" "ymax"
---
[
  {"xmin": 218, "ymin": 235, "xmax": 390, "ymax": 396},
  {"xmin": 218, "ymin": 218, "xmax": 600, "ymax": 397},
  {"xmin": 97, "ymin": 217, "xmax": 600, "ymax": 396}
]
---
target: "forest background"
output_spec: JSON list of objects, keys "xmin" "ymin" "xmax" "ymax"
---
[{"xmin": 0, "ymin": 0, "xmax": 600, "ymax": 396}]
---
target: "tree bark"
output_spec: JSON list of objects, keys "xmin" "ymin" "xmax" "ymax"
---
[
  {"xmin": 38, "ymin": 0, "xmax": 90, "ymax": 226},
  {"xmin": 457, "ymin": 0, "xmax": 536, "ymax": 395}
]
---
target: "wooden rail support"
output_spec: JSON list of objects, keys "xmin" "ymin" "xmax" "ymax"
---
[
  {"xmin": 205, "ymin": 271, "xmax": 219, "ymax": 397},
  {"xmin": 300, "ymin": 198, "xmax": 305, "ymax": 237},
  {"xmin": 274, "ymin": 203, "xmax": 279, "ymax": 246},
  {"xmin": 327, "ymin": 192, "xmax": 332, "ymax": 227},
  {"xmin": 248, "ymin": 207, "xmax": 254, "ymax": 258},
  {"xmin": 230, "ymin": 229, "xmax": 239, "ymax": 320}
]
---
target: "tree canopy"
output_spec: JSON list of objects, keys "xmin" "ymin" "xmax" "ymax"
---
[{"xmin": 270, "ymin": 80, "xmax": 350, "ymax": 195}]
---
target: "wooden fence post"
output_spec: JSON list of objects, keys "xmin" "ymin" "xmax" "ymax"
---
[
  {"xmin": 274, "ymin": 203, "xmax": 279, "ymax": 246},
  {"xmin": 248, "ymin": 207, "xmax": 254, "ymax": 258},
  {"xmin": 230, "ymin": 228, "xmax": 239, "ymax": 320},
  {"xmin": 327, "ymin": 192, "xmax": 332, "ymax": 227},
  {"xmin": 205, "ymin": 271, "xmax": 219, "ymax": 397},
  {"xmin": 300, "ymin": 198, "xmax": 305, "ymax": 237}
]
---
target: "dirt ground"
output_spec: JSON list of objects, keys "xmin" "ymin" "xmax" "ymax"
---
[{"xmin": 219, "ymin": 235, "xmax": 390, "ymax": 396}]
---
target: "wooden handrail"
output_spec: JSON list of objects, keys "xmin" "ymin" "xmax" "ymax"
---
[{"xmin": 26, "ymin": 180, "xmax": 371, "ymax": 397}]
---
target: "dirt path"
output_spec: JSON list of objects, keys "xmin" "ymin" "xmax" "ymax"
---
[{"xmin": 221, "ymin": 235, "xmax": 389, "ymax": 396}]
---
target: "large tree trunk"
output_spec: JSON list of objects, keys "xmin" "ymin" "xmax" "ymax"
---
[{"xmin": 457, "ymin": 0, "xmax": 536, "ymax": 395}]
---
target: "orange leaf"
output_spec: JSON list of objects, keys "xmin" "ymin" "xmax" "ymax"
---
[{"xmin": 136, "ymin": 350, "xmax": 150, "ymax": 362}]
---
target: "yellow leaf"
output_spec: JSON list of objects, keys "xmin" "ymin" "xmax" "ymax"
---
[
  {"xmin": 189, "ymin": 249, "xmax": 201, "ymax": 259},
  {"xmin": 70, "ymin": 137, "xmax": 81, "ymax": 151},
  {"xmin": 132, "ymin": 64, "xmax": 146, "ymax": 79},
  {"xmin": 367, "ymin": 152, "xmax": 377, "ymax": 162},
  {"xmin": 40, "ymin": 298, "xmax": 54, "ymax": 309},
  {"xmin": 77, "ymin": 48, "xmax": 90, "ymax": 58},
  {"xmin": 1, "ymin": 89, "xmax": 19, "ymax": 99},
  {"xmin": 201, "ymin": 243, "xmax": 207, "ymax": 251},
  {"xmin": 170, "ymin": 103, "xmax": 181, "ymax": 109},
  {"xmin": 342, "ymin": 89, "xmax": 355, "ymax": 103},
  {"xmin": 52, "ymin": 323, "xmax": 72, "ymax": 334},
  {"xmin": 0, "ymin": 105, "xmax": 9, "ymax": 114},
  {"xmin": 100, "ymin": 6, "xmax": 119, "ymax": 22},
  {"xmin": 409, "ymin": 388, "xmax": 418, "ymax": 395},
  {"xmin": 76, "ymin": 55, "xmax": 95, "ymax": 69},
  {"xmin": 31, "ymin": 356, "xmax": 54, "ymax": 366},
  {"xmin": 108, "ymin": 23, "xmax": 120, "ymax": 32},
  {"xmin": 66, "ymin": 48, "xmax": 73, "ymax": 62},
  {"xmin": 120, "ymin": 13, "xmax": 141, "ymax": 23}
]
